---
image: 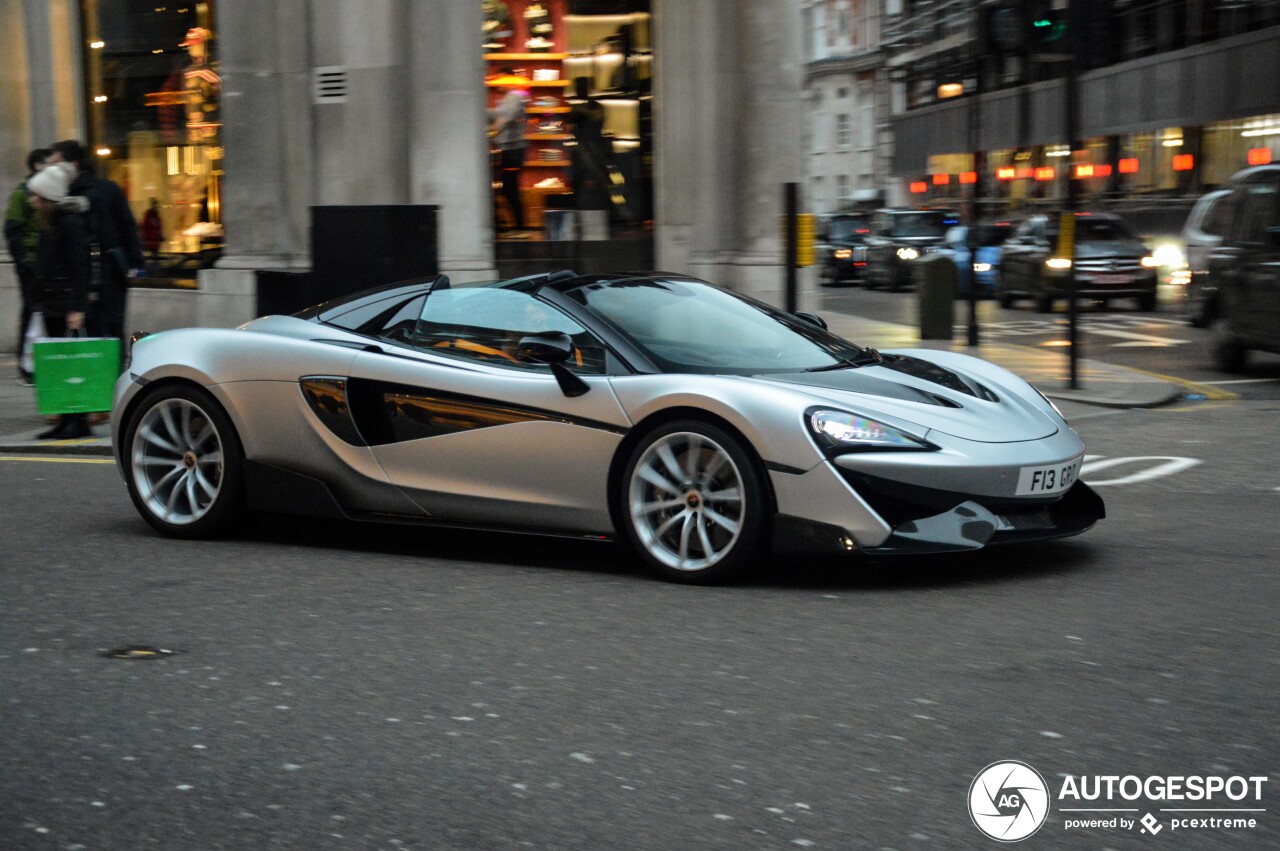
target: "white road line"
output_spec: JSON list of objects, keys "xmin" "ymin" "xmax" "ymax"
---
[
  {"xmin": 1081, "ymin": 456, "xmax": 1202, "ymax": 486},
  {"xmin": 1085, "ymin": 328, "xmax": 1191, "ymax": 346}
]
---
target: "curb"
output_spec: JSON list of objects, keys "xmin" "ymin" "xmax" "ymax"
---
[{"xmin": 0, "ymin": 439, "xmax": 114, "ymax": 457}]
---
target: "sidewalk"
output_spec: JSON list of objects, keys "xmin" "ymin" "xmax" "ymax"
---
[{"xmin": 0, "ymin": 315, "xmax": 1184, "ymax": 458}]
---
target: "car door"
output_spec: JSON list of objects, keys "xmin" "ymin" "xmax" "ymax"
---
[
  {"xmin": 348, "ymin": 286, "xmax": 632, "ymax": 534},
  {"xmin": 1229, "ymin": 178, "xmax": 1280, "ymax": 341}
]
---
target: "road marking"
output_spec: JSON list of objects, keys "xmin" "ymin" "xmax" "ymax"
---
[
  {"xmin": 0, "ymin": 455, "xmax": 114, "ymax": 465},
  {"xmin": 1085, "ymin": 328, "xmax": 1190, "ymax": 347},
  {"xmin": 1116, "ymin": 365, "xmax": 1239, "ymax": 402},
  {"xmin": 1081, "ymin": 456, "xmax": 1201, "ymax": 486}
]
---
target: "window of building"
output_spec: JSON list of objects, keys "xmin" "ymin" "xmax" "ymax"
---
[
  {"xmin": 80, "ymin": 0, "xmax": 222, "ymax": 287},
  {"xmin": 835, "ymin": 114, "xmax": 851, "ymax": 148},
  {"xmin": 837, "ymin": 175, "xmax": 849, "ymax": 200}
]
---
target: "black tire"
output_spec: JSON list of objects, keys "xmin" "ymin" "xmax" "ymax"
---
[
  {"xmin": 1137, "ymin": 291, "xmax": 1157, "ymax": 312},
  {"xmin": 618, "ymin": 420, "xmax": 769, "ymax": 584},
  {"xmin": 1036, "ymin": 293, "xmax": 1055, "ymax": 313},
  {"xmin": 1188, "ymin": 292, "xmax": 1214, "ymax": 328},
  {"xmin": 1212, "ymin": 318, "xmax": 1248, "ymax": 373},
  {"xmin": 998, "ymin": 291, "xmax": 1016, "ymax": 309},
  {"xmin": 122, "ymin": 383, "xmax": 246, "ymax": 539}
]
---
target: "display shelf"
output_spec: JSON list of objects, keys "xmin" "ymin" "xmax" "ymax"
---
[
  {"xmin": 484, "ymin": 52, "xmax": 569, "ymax": 60},
  {"xmin": 525, "ymin": 160, "xmax": 569, "ymax": 167},
  {"xmin": 487, "ymin": 79, "xmax": 570, "ymax": 87},
  {"xmin": 527, "ymin": 133, "xmax": 572, "ymax": 140},
  {"xmin": 527, "ymin": 106, "xmax": 569, "ymax": 114}
]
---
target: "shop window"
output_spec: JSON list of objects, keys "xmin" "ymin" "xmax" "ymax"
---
[{"xmin": 80, "ymin": 0, "xmax": 222, "ymax": 288}]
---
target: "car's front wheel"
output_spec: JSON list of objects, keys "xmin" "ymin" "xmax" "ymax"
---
[
  {"xmin": 123, "ymin": 384, "xmax": 246, "ymax": 538},
  {"xmin": 620, "ymin": 421, "xmax": 768, "ymax": 584}
]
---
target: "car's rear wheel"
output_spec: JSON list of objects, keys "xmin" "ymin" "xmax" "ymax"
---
[
  {"xmin": 1036, "ymin": 292, "xmax": 1055, "ymax": 313},
  {"xmin": 1137, "ymin": 291, "xmax": 1157, "ymax": 312},
  {"xmin": 123, "ymin": 384, "xmax": 245, "ymax": 538},
  {"xmin": 621, "ymin": 421, "xmax": 768, "ymax": 584},
  {"xmin": 1188, "ymin": 290, "xmax": 1215, "ymax": 328},
  {"xmin": 998, "ymin": 291, "xmax": 1016, "ymax": 308}
]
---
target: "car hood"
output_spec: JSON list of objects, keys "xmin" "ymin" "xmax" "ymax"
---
[{"xmin": 754, "ymin": 353, "xmax": 1059, "ymax": 443}]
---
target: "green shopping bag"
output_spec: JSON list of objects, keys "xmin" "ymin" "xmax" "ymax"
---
[{"xmin": 33, "ymin": 336, "xmax": 121, "ymax": 414}]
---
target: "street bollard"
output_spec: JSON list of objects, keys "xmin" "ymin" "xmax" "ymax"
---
[{"xmin": 916, "ymin": 255, "xmax": 957, "ymax": 340}]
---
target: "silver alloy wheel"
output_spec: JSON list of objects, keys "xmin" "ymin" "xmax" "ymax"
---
[
  {"xmin": 628, "ymin": 431, "xmax": 745, "ymax": 572},
  {"xmin": 131, "ymin": 397, "xmax": 224, "ymax": 526}
]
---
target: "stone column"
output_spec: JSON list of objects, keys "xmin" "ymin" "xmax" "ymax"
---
[
  {"xmin": 653, "ymin": 0, "xmax": 807, "ymax": 306},
  {"xmin": 406, "ymin": 0, "xmax": 497, "ymax": 281}
]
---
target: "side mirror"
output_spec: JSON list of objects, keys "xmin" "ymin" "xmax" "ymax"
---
[
  {"xmin": 517, "ymin": 331, "xmax": 589, "ymax": 397},
  {"xmin": 794, "ymin": 311, "xmax": 827, "ymax": 330},
  {"xmin": 517, "ymin": 331, "xmax": 574, "ymax": 364}
]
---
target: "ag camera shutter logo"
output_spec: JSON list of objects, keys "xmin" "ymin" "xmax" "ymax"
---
[{"xmin": 969, "ymin": 761, "xmax": 1051, "ymax": 842}]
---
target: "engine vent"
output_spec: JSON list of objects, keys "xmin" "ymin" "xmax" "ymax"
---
[{"xmin": 313, "ymin": 66, "xmax": 349, "ymax": 104}]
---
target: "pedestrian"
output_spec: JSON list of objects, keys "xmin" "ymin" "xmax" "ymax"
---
[
  {"xmin": 567, "ymin": 77, "xmax": 610, "ymax": 213},
  {"xmin": 4, "ymin": 147, "xmax": 52, "ymax": 385},
  {"xmin": 26, "ymin": 162, "xmax": 94, "ymax": 440},
  {"xmin": 46, "ymin": 140, "xmax": 144, "ymax": 357},
  {"xmin": 141, "ymin": 197, "xmax": 163, "ymax": 271},
  {"xmin": 489, "ymin": 68, "xmax": 529, "ymax": 235}
]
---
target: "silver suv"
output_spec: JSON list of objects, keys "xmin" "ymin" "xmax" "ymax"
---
[{"xmin": 1182, "ymin": 189, "xmax": 1234, "ymax": 327}]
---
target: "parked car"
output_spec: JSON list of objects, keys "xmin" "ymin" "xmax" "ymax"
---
[
  {"xmin": 816, "ymin": 212, "xmax": 872, "ymax": 286},
  {"xmin": 114, "ymin": 271, "xmax": 1103, "ymax": 584},
  {"xmin": 863, "ymin": 208, "xmax": 959, "ymax": 291},
  {"xmin": 940, "ymin": 222, "xmax": 1015, "ymax": 295},
  {"xmin": 998, "ymin": 212, "xmax": 1160, "ymax": 312},
  {"xmin": 1204, "ymin": 166, "xmax": 1280, "ymax": 371},
  {"xmin": 1181, "ymin": 188, "xmax": 1234, "ymax": 327}
]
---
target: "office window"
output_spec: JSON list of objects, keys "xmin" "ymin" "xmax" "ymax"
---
[{"xmin": 836, "ymin": 114, "xmax": 851, "ymax": 148}]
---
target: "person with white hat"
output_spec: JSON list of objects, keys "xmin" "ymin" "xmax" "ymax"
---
[{"xmin": 27, "ymin": 161, "xmax": 94, "ymax": 440}]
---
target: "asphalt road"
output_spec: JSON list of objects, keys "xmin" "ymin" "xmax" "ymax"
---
[
  {"xmin": 817, "ymin": 284, "xmax": 1280, "ymax": 400},
  {"xmin": 1, "ymin": 401, "xmax": 1277, "ymax": 849}
]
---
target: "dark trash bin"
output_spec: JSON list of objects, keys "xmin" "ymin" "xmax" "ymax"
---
[{"xmin": 916, "ymin": 255, "xmax": 957, "ymax": 340}]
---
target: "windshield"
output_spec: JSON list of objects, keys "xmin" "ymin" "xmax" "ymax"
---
[
  {"xmin": 1048, "ymin": 217, "xmax": 1137, "ymax": 242},
  {"xmin": 891, "ymin": 211, "xmax": 957, "ymax": 238},
  {"xmin": 563, "ymin": 278, "xmax": 870, "ymax": 374},
  {"xmin": 827, "ymin": 216, "xmax": 870, "ymax": 241}
]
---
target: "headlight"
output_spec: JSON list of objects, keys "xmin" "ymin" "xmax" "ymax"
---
[
  {"xmin": 1032, "ymin": 388, "xmax": 1066, "ymax": 421},
  {"xmin": 897, "ymin": 247, "xmax": 920, "ymax": 260},
  {"xmin": 1151, "ymin": 243, "xmax": 1184, "ymax": 268},
  {"xmin": 807, "ymin": 409, "xmax": 934, "ymax": 453},
  {"xmin": 1045, "ymin": 257, "xmax": 1072, "ymax": 270},
  {"xmin": 972, "ymin": 262, "xmax": 992, "ymax": 273},
  {"xmin": 833, "ymin": 248, "xmax": 852, "ymax": 260},
  {"xmin": 1140, "ymin": 255, "xmax": 1161, "ymax": 268}
]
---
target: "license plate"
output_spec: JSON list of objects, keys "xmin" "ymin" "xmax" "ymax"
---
[
  {"xmin": 1089, "ymin": 273, "xmax": 1131, "ymax": 284},
  {"xmin": 1015, "ymin": 457, "xmax": 1081, "ymax": 495}
]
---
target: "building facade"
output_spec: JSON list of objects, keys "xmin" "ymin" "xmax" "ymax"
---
[
  {"xmin": 801, "ymin": 0, "xmax": 890, "ymax": 213},
  {"xmin": 883, "ymin": 0, "xmax": 1280, "ymax": 219},
  {"xmin": 0, "ymin": 0, "xmax": 810, "ymax": 353}
]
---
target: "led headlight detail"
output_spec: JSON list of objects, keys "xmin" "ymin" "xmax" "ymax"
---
[
  {"xmin": 807, "ymin": 409, "xmax": 934, "ymax": 453},
  {"xmin": 897, "ymin": 247, "xmax": 920, "ymax": 260},
  {"xmin": 1045, "ymin": 257, "xmax": 1072, "ymax": 270},
  {"xmin": 972, "ymin": 262, "xmax": 992, "ymax": 273},
  {"xmin": 1140, "ymin": 255, "xmax": 1160, "ymax": 268},
  {"xmin": 834, "ymin": 248, "xmax": 853, "ymax": 260}
]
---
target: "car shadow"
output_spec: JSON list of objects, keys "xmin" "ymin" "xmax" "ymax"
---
[{"xmin": 232, "ymin": 514, "xmax": 1099, "ymax": 591}]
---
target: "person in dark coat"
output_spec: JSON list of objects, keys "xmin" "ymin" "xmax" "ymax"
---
[
  {"xmin": 4, "ymin": 147, "xmax": 51, "ymax": 385},
  {"xmin": 26, "ymin": 163, "xmax": 94, "ymax": 440},
  {"xmin": 47, "ymin": 139, "xmax": 144, "ymax": 358}
]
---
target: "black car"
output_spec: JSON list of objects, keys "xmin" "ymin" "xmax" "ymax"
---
[
  {"xmin": 863, "ymin": 208, "xmax": 959, "ymax": 290},
  {"xmin": 816, "ymin": 212, "xmax": 872, "ymax": 286},
  {"xmin": 998, "ymin": 213, "xmax": 1159, "ymax": 312},
  {"xmin": 1205, "ymin": 165, "xmax": 1280, "ymax": 371}
]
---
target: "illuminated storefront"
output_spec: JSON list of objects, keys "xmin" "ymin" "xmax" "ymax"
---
[{"xmin": 80, "ymin": 0, "xmax": 223, "ymax": 285}]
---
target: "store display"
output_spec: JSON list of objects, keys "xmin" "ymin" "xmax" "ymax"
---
[{"xmin": 482, "ymin": 0, "xmax": 513, "ymax": 50}]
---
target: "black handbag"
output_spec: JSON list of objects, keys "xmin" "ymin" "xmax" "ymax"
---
[{"xmin": 32, "ymin": 276, "xmax": 74, "ymax": 315}]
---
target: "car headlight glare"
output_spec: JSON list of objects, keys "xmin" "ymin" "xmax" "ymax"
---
[
  {"xmin": 808, "ymin": 409, "xmax": 932, "ymax": 452},
  {"xmin": 1140, "ymin": 254, "xmax": 1161, "ymax": 268},
  {"xmin": 1151, "ymin": 243, "xmax": 1184, "ymax": 268},
  {"xmin": 897, "ymin": 247, "xmax": 920, "ymax": 260},
  {"xmin": 1045, "ymin": 257, "xmax": 1072, "ymax": 270},
  {"xmin": 834, "ymin": 248, "xmax": 852, "ymax": 260},
  {"xmin": 972, "ymin": 262, "xmax": 992, "ymax": 273}
]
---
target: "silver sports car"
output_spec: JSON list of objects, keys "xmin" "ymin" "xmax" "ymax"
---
[{"xmin": 113, "ymin": 271, "xmax": 1104, "ymax": 583}]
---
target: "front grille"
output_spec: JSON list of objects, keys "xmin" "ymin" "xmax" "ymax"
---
[{"xmin": 1076, "ymin": 257, "xmax": 1142, "ymax": 274}]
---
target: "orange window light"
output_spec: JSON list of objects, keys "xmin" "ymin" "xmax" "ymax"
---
[
  {"xmin": 932, "ymin": 173, "xmax": 951, "ymax": 185},
  {"xmin": 1248, "ymin": 148, "xmax": 1273, "ymax": 165},
  {"xmin": 1094, "ymin": 164, "xmax": 1113, "ymax": 177},
  {"xmin": 1118, "ymin": 158, "xmax": 1139, "ymax": 174},
  {"xmin": 1172, "ymin": 154, "xmax": 1194, "ymax": 171},
  {"xmin": 959, "ymin": 171, "xmax": 977, "ymax": 184},
  {"xmin": 1074, "ymin": 164, "xmax": 1095, "ymax": 178},
  {"xmin": 996, "ymin": 167, "xmax": 1016, "ymax": 180},
  {"xmin": 909, "ymin": 181, "xmax": 928, "ymax": 194},
  {"xmin": 1034, "ymin": 167, "xmax": 1055, "ymax": 181}
]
